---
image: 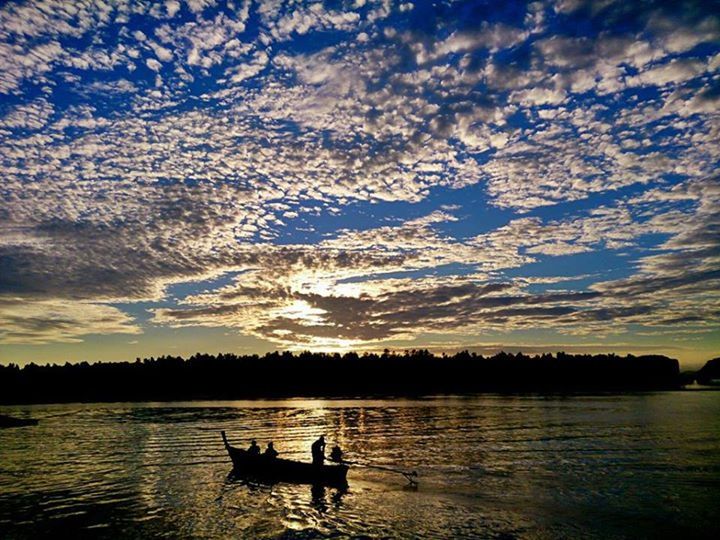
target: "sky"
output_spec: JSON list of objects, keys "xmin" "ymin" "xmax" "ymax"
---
[{"xmin": 0, "ymin": 0, "xmax": 719, "ymax": 368}]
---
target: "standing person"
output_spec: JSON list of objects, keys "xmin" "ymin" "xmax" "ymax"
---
[
  {"xmin": 247, "ymin": 440, "xmax": 260, "ymax": 456},
  {"xmin": 311, "ymin": 435, "xmax": 326, "ymax": 465}
]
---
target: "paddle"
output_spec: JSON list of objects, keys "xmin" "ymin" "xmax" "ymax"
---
[{"xmin": 330, "ymin": 457, "xmax": 418, "ymax": 486}]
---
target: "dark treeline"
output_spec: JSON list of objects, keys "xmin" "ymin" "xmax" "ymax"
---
[
  {"xmin": 0, "ymin": 350, "xmax": 683, "ymax": 404},
  {"xmin": 696, "ymin": 357, "xmax": 720, "ymax": 385}
]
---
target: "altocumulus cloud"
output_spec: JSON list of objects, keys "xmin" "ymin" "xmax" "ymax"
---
[{"xmin": 0, "ymin": 0, "xmax": 718, "ymax": 353}]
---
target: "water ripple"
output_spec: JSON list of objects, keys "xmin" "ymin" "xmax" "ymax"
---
[{"xmin": 1, "ymin": 393, "xmax": 719, "ymax": 538}]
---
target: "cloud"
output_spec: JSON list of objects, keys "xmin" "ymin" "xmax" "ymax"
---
[
  {"xmin": 270, "ymin": 4, "xmax": 361, "ymax": 41},
  {"xmin": 147, "ymin": 171, "xmax": 720, "ymax": 348},
  {"xmin": 149, "ymin": 41, "xmax": 174, "ymax": 62},
  {"xmin": 0, "ymin": 0, "xmax": 717, "ymax": 351},
  {"xmin": 145, "ymin": 58, "xmax": 163, "ymax": 72},
  {"xmin": 1, "ymin": 98, "xmax": 54, "ymax": 130},
  {"xmin": 416, "ymin": 23, "xmax": 529, "ymax": 63},
  {"xmin": 625, "ymin": 58, "xmax": 707, "ymax": 88},
  {"xmin": 0, "ymin": 297, "xmax": 141, "ymax": 344},
  {"xmin": 165, "ymin": 0, "xmax": 181, "ymax": 18}
]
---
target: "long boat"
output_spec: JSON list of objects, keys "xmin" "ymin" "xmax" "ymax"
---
[{"xmin": 221, "ymin": 431, "xmax": 349, "ymax": 487}]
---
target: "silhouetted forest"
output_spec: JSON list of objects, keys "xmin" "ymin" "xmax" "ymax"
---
[
  {"xmin": 696, "ymin": 357, "xmax": 720, "ymax": 385},
  {"xmin": 0, "ymin": 350, "xmax": 683, "ymax": 404}
]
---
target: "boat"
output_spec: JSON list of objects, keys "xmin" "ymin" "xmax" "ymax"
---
[
  {"xmin": 221, "ymin": 431, "xmax": 349, "ymax": 487},
  {"xmin": 0, "ymin": 414, "xmax": 39, "ymax": 429}
]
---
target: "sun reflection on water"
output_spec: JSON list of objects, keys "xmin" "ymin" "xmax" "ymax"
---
[{"xmin": 0, "ymin": 394, "xmax": 719, "ymax": 538}]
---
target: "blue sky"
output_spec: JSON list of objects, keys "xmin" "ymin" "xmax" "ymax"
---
[{"xmin": 0, "ymin": 0, "xmax": 719, "ymax": 367}]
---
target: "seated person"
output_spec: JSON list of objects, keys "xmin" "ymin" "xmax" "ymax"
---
[
  {"xmin": 264, "ymin": 442, "xmax": 279, "ymax": 459},
  {"xmin": 329, "ymin": 445, "xmax": 343, "ymax": 463},
  {"xmin": 247, "ymin": 439, "xmax": 260, "ymax": 456}
]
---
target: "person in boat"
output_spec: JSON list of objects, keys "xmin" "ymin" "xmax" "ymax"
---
[
  {"xmin": 311, "ymin": 435, "xmax": 326, "ymax": 465},
  {"xmin": 247, "ymin": 440, "xmax": 260, "ymax": 456},
  {"xmin": 264, "ymin": 442, "xmax": 278, "ymax": 459},
  {"xmin": 330, "ymin": 445, "xmax": 343, "ymax": 463}
]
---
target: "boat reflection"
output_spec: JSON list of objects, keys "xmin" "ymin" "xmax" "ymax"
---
[
  {"xmin": 221, "ymin": 469, "xmax": 347, "ymax": 514},
  {"xmin": 310, "ymin": 483, "xmax": 346, "ymax": 513}
]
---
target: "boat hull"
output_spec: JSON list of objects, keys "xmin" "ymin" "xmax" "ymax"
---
[{"xmin": 222, "ymin": 431, "xmax": 348, "ymax": 487}]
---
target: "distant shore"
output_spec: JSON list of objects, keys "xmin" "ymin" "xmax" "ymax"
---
[{"xmin": 0, "ymin": 350, "xmax": 705, "ymax": 405}]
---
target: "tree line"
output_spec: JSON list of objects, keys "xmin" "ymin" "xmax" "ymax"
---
[{"xmin": 0, "ymin": 350, "xmax": 682, "ymax": 404}]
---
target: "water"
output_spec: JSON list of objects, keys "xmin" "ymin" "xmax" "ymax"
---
[{"xmin": 1, "ymin": 392, "xmax": 719, "ymax": 539}]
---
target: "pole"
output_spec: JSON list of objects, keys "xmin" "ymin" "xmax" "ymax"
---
[{"xmin": 334, "ymin": 458, "xmax": 418, "ymax": 485}]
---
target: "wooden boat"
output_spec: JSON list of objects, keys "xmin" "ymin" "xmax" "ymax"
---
[
  {"xmin": 0, "ymin": 414, "xmax": 39, "ymax": 429},
  {"xmin": 221, "ymin": 431, "xmax": 349, "ymax": 487}
]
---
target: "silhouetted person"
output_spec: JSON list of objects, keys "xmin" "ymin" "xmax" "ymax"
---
[
  {"xmin": 311, "ymin": 435, "xmax": 326, "ymax": 465},
  {"xmin": 330, "ymin": 445, "xmax": 343, "ymax": 463},
  {"xmin": 247, "ymin": 440, "xmax": 260, "ymax": 456},
  {"xmin": 264, "ymin": 442, "xmax": 278, "ymax": 459}
]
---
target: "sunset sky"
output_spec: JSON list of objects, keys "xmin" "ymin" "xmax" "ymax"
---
[{"xmin": 1, "ymin": 0, "xmax": 718, "ymax": 368}]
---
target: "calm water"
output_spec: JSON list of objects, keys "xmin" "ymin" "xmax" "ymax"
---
[{"xmin": 1, "ymin": 392, "xmax": 719, "ymax": 539}]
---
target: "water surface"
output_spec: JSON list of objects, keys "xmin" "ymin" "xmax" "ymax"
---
[{"xmin": 1, "ymin": 392, "xmax": 719, "ymax": 539}]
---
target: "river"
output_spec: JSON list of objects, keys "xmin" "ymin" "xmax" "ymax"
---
[{"xmin": 1, "ymin": 392, "xmax": 718, "ymax": 539}]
